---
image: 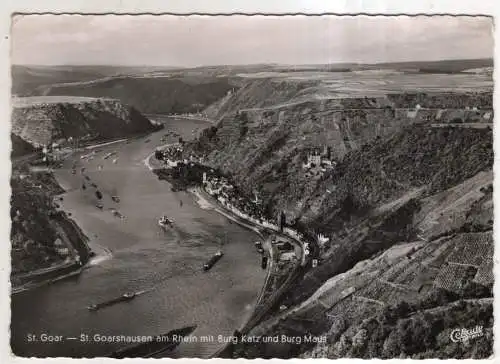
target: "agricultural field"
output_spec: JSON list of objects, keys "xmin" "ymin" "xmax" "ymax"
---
[
  {"xmin": 355, "ymin": 279, "xmax": 415, "ymax": 306},
  {"xmin": 434, "ymin": 263, "xmax": 478, "ymax": 293},
  {"xmin": 415, "ymin": 171, "xmax": 493, "ymax": 240},
  {"xmin": 473, "ymin": 260, "xmax": 494, "ymax": 287},
  {"xmin": 324, "ymin": 295, "xmax": 383, "ymax": 324},
  {"xmin": 446, "ymin": 232, "xmax": 493, "ymax": 267}
]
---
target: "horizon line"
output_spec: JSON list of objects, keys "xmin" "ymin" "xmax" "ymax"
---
[{"xmin": 11, "ymin": 57, "xmax": 494, "ymax": 69}]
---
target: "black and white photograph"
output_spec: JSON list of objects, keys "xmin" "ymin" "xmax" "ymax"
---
[{"xmin": 7, "ymin": 11, "xmax": 494, "ymax": 359}]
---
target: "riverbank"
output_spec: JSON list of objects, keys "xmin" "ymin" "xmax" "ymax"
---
[
  {"xmin": 189, "ymin": 188, "xmax": 274, "ymax": 358},
  {"xmin": 190, "ymin": 187, "xmax": 264, "ymax": 238},
  {"xmin": 10, "ymin": 208, "xmax": 93, "ymax": 295},
  {"xmin": 10, "ymin": 157, "xmax": 96, "ymax": 295},
  {"xmin": 11, "ymin": 131, "xmax": 159, "ymax": 295},
  {"xmin": 145, "ymin": 144, "xmax": 308, "ymax": 255},
  {"xmin": 11, "ymin": 264, "xmax": 83, "ymax": 295},
  {"xmin": 145, "ymin": 141, "xmax": 309, "ymax": 280},
  {"xmin": 11, "ymin": 119, "xmax": 268, "ymax": 358},
  {"xmin": 182, "ymin": 175, "xmax": 308, "ymax": 340},
  {"xmin": 144, "ymin": 145, "xmax": 278, "ymax": 356},
  {"xmin": 146, "ymin": 113, "xmax": 215, "ymax": 124},
  {"xmin": 191, "ymin": 186, "xmax": 307, "ymax": 359}
]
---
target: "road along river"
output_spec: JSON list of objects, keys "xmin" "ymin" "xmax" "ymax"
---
[{"xmin": 10, "ymin": 117, "xmax": 266, "ymax": 358}]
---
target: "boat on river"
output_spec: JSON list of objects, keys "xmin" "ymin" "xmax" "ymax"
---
[
  {"xmin": 203, "ymin": 251, "xmax": 223, "ymax": 271},
  {"xmin": 158, "ymin": 215, "xmax": 174, "ymax": 229},
  {"xmin": 87, "ymin": 292, "xmax": 137, "ymax": 312},
  {"xmin": 111, "ymin": 209, "xmax": 125, "ymax": 219},
  {"xmin": 103, "ymin": 151, "xmax": 117, "ymax": 160}
]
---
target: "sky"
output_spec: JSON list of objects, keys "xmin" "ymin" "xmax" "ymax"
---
[{"xmin": 11, "ymin": 15, "xmax": 494, "ymax": 67}]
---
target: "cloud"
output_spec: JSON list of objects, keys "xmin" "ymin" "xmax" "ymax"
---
[{"xmin": 11, "ymin": 15, "xmax": 494, "ymax": 66}]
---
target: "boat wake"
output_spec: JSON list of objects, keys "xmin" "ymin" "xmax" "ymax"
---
[
  {"xmin": 88, "ymin": 247, "xmax": 113, "ymax": 267},
  {"xmin": 88, "ymin": 254, "xmax": 112, "ymax": 267},
  {"xmin": 135, "ymin": 287, "xmax": 155, "ymax": 296}
]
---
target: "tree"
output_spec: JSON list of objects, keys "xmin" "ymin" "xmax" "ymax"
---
[{"xmin": 155, "ymin": 150, "xmax": 164, "ymax": 160}]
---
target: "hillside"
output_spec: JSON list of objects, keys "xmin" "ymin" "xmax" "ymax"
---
[
  {"xmin": 20, "ymin": 76, "xmax": 235, "ymax": 115},
  {"xmin": 11, "ymin": 65, "xmax": 183, "ymax": 96},
  {"xmin": 14, "ymin": 59, "xmax": 492, "ymax": 115},
  {"xmin": 11, "ymin": 96, "xmax": 160, "ymax": 152},
  {"xmin": 225, "ymin": 124, "xmax": 493, "ymax": 358},
  {"xmin": 12, "ymin": 65, "xmax": 112, "ymax": 96},
  {"xmin": 180, "ymin": 73, "xmax": 493, "ymax": 358},
  {"xmin": 188, "ymin": 85, "xmax": 492, "ymax": 225},
  {"xmin": 10, "ymin": 164, "xmax": 92, "ymax": 285}
]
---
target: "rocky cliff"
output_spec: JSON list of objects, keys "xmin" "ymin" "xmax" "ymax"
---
[{"xmin": 11, "ymin": 96, "xmax": 159, "ymax": 151}]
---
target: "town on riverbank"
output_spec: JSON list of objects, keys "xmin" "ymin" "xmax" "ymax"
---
[
  {"xmin": 149, "ymin": 142, "xmax": 332, "ymax": 340},
  {"xmin": 152, "ymin": 142, "xmax": 324, "ymax": 264}
]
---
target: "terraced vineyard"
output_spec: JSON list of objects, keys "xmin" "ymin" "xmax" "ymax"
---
[
  {"xmin": 325, "ymin": 296, "xmax": 383, "ymax": 322},
  {"xmin": 355, "ymin": 279, "xmax": 415, "ymax": 306},
  {"xmin": 473, "ymin": 260, "xmax": 494, "ymax": 286},
  {"xmin": 434, "ymin": 263, "xmax": 478, "ymax": 292},
  {"xmin": 446, "ymin": 232, "xmax": 493, "ymax": 267}
]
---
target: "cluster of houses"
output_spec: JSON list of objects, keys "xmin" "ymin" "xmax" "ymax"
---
[
  {"xmin": 270, "ymin": 236, "xmax": 297, "ymax": 264},
  {"xmin": 201, "ymin": 170, "xmax": 335, "ymax": 266},
  {"xmin": 158, "ymin": 144, "xmax": 334, "ymax": 268},
  {"xmin": 41, "ymin": 141, "xmax": 72, "ymax": 163},
  {"xmin": 156, "ymin": 144, "xmax": 206, "ymax": 168},
  {"xmin": 157, "ymin": 144, "xmax": 182, "ymax": 160},
  {"xmin": 302, "ymin": 145, "xmax": 337, "ymax": 171},
  {"xmin": 202, "ymin": 172, "xmax": 268, "ymax": 223},
  {"xmin": 53, "ymin": 238, "xmax": 71, "ymax": 258}
]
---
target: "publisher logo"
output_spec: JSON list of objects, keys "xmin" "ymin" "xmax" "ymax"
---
[{"xmin": 450, "ymin": 326, "xmax": 484, "ymax": 343}]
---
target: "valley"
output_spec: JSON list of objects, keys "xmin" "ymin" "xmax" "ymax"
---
[{"xmin": 9, "ymin": 60, "xmax": 494, "ymax": 359}]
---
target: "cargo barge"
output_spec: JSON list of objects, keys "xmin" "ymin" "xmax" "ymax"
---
[
  {"xmin": 110, "ymin": 325, "xmax": 197, "ymax": 358},
  {"xmin": 87, "ymin": 292, "xmax": 136, "ymax": 311},
  {"xmin": 203, "ymin": 251, "xmax": 223, "ymax": 271}
]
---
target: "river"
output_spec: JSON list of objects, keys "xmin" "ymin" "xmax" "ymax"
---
[{"xmin": 10, "ymin": 117, "xmax": 266, "ymax": 358}]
